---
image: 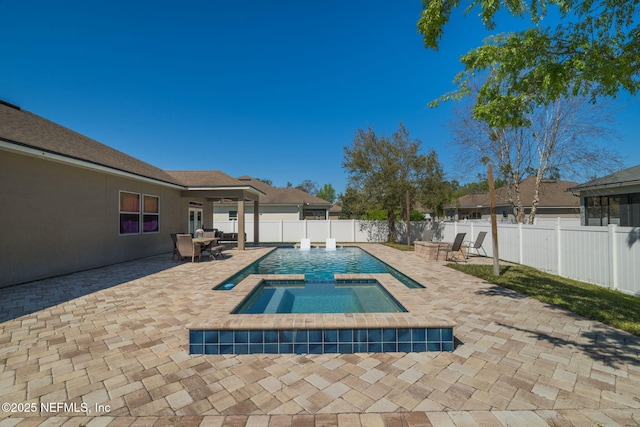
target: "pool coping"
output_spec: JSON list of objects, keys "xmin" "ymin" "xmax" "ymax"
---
[{"xmin": 187, "ymin": 273, "xmax": 456, "ymax": 330}]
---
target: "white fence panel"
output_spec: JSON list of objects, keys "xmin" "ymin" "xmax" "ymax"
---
[
  {"xmin": 615, "ymin": 227, "xmax": 640, "ymax": 295},
  {"xmin": 495, "ymin": 225, "xmax": 520, "ymax": 263},
  {"xmin": 331, "ymin": 220, "xmax": 356, "ymax": 241},
  {"xmin": 561, "ymin": 226, "xmax": 611, "ymax": 288},
  {"xmin": 354, "ymin": 221, "xmax": 388, "ymax": 242},
  {"xmin": 306, "ymin": 220, "xmax": 328, "ymax": 242},
  {"xmin": 521, "ymin": 225, "xmax": 558, "ymax": 273},
  {"xmin": 282, "ymin": 220, "xmax": 305, "ymax": 242},
  {"xmin": 257, "ymin": 220, "xmax": 282, "ymax": 242}
]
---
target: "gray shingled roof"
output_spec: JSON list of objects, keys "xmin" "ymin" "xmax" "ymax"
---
[
  {"xmin": 450, "ymin": 177, "xmax": 579, "ymax": 208},
  {"xmin": 568, "ymin": 165, "xmax": 640, "ymax": 192},
  {"xmin": 237, "ymin": 176, "xmax": 332, "ymax": 206},
  {"xmin": 0, "ymin": 101, "xmax": 183, "ymax": 185},
  {"xmin": 165, "ymin": 170, "xmax": 250, "ymax": 188}
]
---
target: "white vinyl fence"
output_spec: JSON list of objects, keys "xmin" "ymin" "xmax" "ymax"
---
[
  {"xmin": 440, "ymin": 220, "xmax": 640, "ymax": 296},
  {"xmin": 213, "ymin": 219, "xmax": 639, "ymax": 295},
  {"xmin": 215, "ymin": 219, "xmax": 430, "ymax": 245}
]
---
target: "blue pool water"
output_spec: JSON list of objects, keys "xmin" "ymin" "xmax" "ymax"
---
[
  {"xmin": 233, "ymin": 280, "xmax": 407, "ymax": 314},
  {"xmin": 216, "ymin": 247, "xmax": 423, "ymax": 289}
]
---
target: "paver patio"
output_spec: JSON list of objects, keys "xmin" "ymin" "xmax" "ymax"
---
[{"xmin": 1, "ymin": 244, "xmax": 639, "ymax": 426}]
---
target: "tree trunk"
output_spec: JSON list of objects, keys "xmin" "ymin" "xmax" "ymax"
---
[
  {"xmin": 387, "ymin": 209, "xmax": 396, "ymax": 242},
  {"xmin": 528, "ymin": 173, "xmax": 543, "ymax": 224}
]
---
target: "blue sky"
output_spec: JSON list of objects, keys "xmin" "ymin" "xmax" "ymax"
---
[{"xmin": 2, "ymin": 1, "xmax": 639, "ymax": 195}]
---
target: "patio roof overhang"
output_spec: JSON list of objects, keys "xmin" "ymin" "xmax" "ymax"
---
[
  {"xmin": 181, "ymin": 185, "xmax": 264, "ymax": 201},
  {"xmin": 181, "ymin": 185, "xmax": 264, "ymax": 250}
]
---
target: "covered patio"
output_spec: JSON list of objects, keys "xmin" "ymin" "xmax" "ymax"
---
[{"xmin": 167, "ymin": 170, "xmax": 265, "ymax": 250}]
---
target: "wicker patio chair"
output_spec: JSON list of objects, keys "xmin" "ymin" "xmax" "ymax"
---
[{"xmin": 176, "ymin": 233, "xmax": 210, "ymax": 262}]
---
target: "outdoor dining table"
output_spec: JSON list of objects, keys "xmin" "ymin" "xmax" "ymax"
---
[{"xmin": 192, "ymin": 236, "xmax": 219, "ymax": 249}]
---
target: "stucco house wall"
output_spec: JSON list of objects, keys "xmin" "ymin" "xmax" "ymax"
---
[
  {"xmin": 213, "ymin": 203, "xmax": 304, "ymax": 223},
  {"xmin": 0, "ymin": 149, "xmax": 183, "ymax": 287}
]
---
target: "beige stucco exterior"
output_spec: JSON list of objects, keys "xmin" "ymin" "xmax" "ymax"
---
[
  {"xmin": 213, "ymin": 203, "xmax": 305, "ymax": 223},
  {"xmin": 0, "ymin": 150, "xmax": 185, "ymax": 287}
]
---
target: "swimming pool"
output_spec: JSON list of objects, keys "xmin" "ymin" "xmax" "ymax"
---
[
  {"xmin": 233, "ymin": 279, "xmax": 408, "ymax": 314},
  {"xmin": 189, "ymin": 246, "xmax": 456, "ymax": 355},
  {"xmin": 215, "ymin": 247, "xmax": 424, "ymax": 289}
]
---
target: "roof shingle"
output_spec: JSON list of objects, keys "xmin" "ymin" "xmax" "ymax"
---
[{"xmin": 0, "ymin": 102, "xmax": 181, "ymax": 185}]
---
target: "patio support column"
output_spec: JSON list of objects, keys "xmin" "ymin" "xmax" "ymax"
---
[
  {"xmin": 253, "ymin": 200, "xmax": 259, "ymax": 245},
  {"xmin": 237, "ymin": 199, "xmax": 245, "ymax": 250}
]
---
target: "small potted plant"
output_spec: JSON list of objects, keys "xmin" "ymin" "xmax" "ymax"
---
[{"xmin": 195, "ymin": 228, "xmax": 204, "ymax": 238}]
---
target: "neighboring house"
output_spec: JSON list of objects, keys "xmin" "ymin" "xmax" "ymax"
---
[
  {"xmin": 445, "ymin": 177, "xmax": 580, "ymax": 223},
  {"xmin": 567, "ymin": 165, "xmax": 640, "ymax": 227},
  {"xmin": 328, "ymin": 204, "xmax": 342, "ymax": 220},
  {"xmin": 0, "ymin": 100, "xmax": 261, "ymax": 288},
  {"xmin": 213, "ymin": 176, "xmax": 333, "ymax": 222}
]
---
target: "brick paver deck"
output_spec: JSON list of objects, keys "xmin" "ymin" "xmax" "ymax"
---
[{"xmin": 1, "ymin": 244, "xmax": 639, "ymax": 426}]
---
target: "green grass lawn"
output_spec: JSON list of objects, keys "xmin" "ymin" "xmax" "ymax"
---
[
  {"xmin": 447, "ymin": 263, "xmax": 640, "ymax": 336},
  {"xmin": 383, "ymin": 242, "xmax": 414, "ymax": 251}
]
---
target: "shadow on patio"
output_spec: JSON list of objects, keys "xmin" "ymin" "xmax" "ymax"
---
[{"xmin": 0, "ymin": 254, "xmax": 176, "ymax": 323}]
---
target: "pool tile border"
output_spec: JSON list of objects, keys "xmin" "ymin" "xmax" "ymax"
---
[
  {"xmin": 188, "ymin": 273, "xmax": 456, "ymax": 354},
  {"xmin": 189, "ymin": 326, "xmax": 454, "ymax": 354}
]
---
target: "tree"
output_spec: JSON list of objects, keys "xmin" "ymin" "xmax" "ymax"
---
[
  {"xmin": 418, "ymin": 0, "xmax": 640, "ymax": 128},
  {"xmin": 450, "ymin": 94, "xmax": 621, "ymax": 223},
  {"xmin": 451, "ymin": 175, "xmax": 507, "ymax": 199},
  {"xmin": 295, "ymin": 180, "xmax": 318, "ymax": 195},
  {"xmin": 316, "ymin": 183, "xmax": 336, "ymax": 203},
  {"xmin": 338, "ymin": 188, "xmax": 366, "ymax": 219},
  {"xmin": 342, "ymin": 123, "xmax": 447, "ymax": 241}
]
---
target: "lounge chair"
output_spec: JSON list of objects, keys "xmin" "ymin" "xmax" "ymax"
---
[
  {"xmin": 176, "ymin": 233, "xmax": 211, "ymax": 262},
  {"xmin": 465, "ymin": 231, "xmax": 487, "ymax": 257},
  {"xmin": 436, "ymin": 232, "xmax": 467, "ymax": 262},
  {"xmin": 326, "ymin": 238, "xmax": 337, "ymax": 251},
  {"xmin": 300, "ymin": 238, "xmax": 311, "ymax": 251}
]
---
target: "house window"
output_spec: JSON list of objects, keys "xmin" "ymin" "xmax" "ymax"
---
[
  {"xmin": 303, "ymin": 209, "xmax": 325, "ymax": 220},
  {"xmin": 119, "ymin": 191, "xmax": 160, "ymax": 234},
  {"xmin": 229, "ymin": 210, "xmax": 237, "ymax": 220},
  {"xmin": 585, "ymin": 194, "xmax": 640, "ymax": 227},
  {"xmin": 120, "ymin": 192, "xmax": 140, "ymax": 234},
  {"xmin": 143, "ymin": 195, "xmax": 160, "ymax": 233}
]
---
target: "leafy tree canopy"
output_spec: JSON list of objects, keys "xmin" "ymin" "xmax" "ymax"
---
[
  {"xmin": 316, "ymin": 183, "xmax": 336, "ymax": 203},
  {"xmin": 342, "ymin": 123, "xmax": 447, "ymax": 240},
  {"xmin": 418, "ymin": 0, "xmax": 640, "ymax": 127},
  {"xmin": 295, "ymin": 179, "xmax": 319, "ymax": 194}
]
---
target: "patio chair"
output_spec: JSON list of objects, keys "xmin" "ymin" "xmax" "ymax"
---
[
  {"xmin": 326, "ymin": 238, "xmax": 337, "ymax": 251},
  {"xmin": 464, "ymin": 231, "xmax": 487, "ymax": 258},
  {"xmin": 170, "ymin": 233, "xmax": 179, "ymax": 261},
  {"xmin": 422, "ymin": 229, "xmax": 435, "ymax": 242},
  {"xmin": 208, "ymin": 245, "xmax": 226, "ymax": 259},
  {"xmin": 176, "ymin": 233, "xmax": 211, "ymax": 262},
  {"xmin": 300, "ymin": 238, "xmax": 311, "ymax": 251},
  {"xmin": 436, "ymin": 232, "xmax": 467, "ymax": 262}
]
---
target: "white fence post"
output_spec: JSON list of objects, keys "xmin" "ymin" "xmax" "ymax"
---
[
  {"xmin": 556, "ymin": 219, "xmax": 563, "ymax": 277},
  {"xmin": 608, "ymin": 224, "xmax": 618, "ymax": 290},
  {"xmin": 518, "ymin": 223, "xmax": 524, "ymax": 265},
  {"xmin": 352, "ymin": 219, "xmax": 356, "ymax": 242}
]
